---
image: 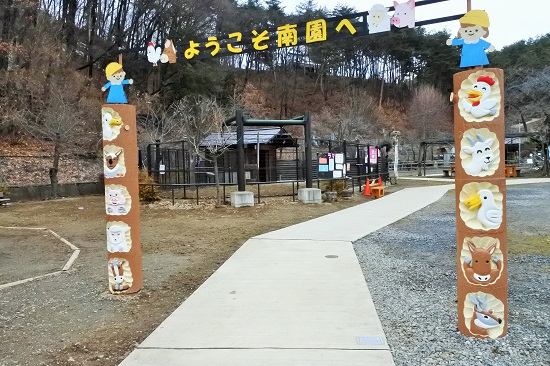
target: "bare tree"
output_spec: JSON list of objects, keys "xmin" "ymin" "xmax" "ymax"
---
[
  {"xmin": 19, "ymin": 80, "xmax": 87, "ymax": 198},
  {"xmin": 332, "ymin": 88, "xmax": 378, "ymax": 141},
  {"xmin": 507, "ymin": 67, "xmax": 550, "ymax": 176},
  {"xmin": 407, "ymin": 84, "xmax": 452, "ymax": 175},
  {"xmin": 172, "ymin": 96, "xmax": 231, "ymax": 205},
  {"xmin": 137, "ymin": 102, "xmax": 182, "ymax": 148}
]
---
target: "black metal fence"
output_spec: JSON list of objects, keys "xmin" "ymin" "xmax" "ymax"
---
[
  {"xmin": 140, "ymin": 173, "xmax": 386, "ymax": 206},
  {"xmin": 140, "ymin": 138, "xmax": 390, "ymax": 188}
]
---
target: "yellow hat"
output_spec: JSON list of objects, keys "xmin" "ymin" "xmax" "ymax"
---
[
  {"xmin": 460, "ymin": 10, "xmax": 490, "ymax": 27},
  {"xmin": 105, "ymin": 62, "xmax": 123, "ymax": 78}
]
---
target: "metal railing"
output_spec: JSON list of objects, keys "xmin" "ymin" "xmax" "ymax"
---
[{"xmin": 139, "ymin": 172, "xmax": 393, "ymax": 205}]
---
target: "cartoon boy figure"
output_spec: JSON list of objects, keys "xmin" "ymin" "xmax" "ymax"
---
[
  {"xmin": 446, "ymin": 10, "xmax": 496, "ymax": 68},
  {"xmin": 101, "ymin": 62, "xmax": 133, "ymax": 104}
]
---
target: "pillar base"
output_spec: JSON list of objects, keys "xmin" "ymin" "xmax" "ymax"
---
[
  {"xmin": 230, "ymin": 191, "xmax": 254, "ymax": 207},
  {"xmin": 298, "ymin": 188, "xmax": 322, "ymax": 204}
]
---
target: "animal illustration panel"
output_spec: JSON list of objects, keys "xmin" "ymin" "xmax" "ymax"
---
[
  {"xmin": 458, "ymin": 70, "xmax": 501, "ymax": 122},
  {"xmin": 106, "ymin": 221, "xmax": 132, "ymax": 253},
  {"xmin": 108, "ymin": 258, "xmax": 133, "ymax": 293},
  {"xmin": 460, "ymin": 128, "xmax": 499, "ymax": 177},
  {"xmin": 463, "ymin": 292, "xmax": 505, "ymax": 338},
  {"xmin": 103, "ymin": 145, "xmax": 126, "ymax": 178},
  {"xmin": 147, "ymin": 42, "xmax": 162, "ymax": 67},
  {"xmin": 101, "ymin": 107, "xmax": 123, "ymax": 141},
  {"xmin": 459, "ymin": 182, "xmax": 503, "ymax": 231},
  {"xmin": 460, "ymin": 236, "xmax": 503, "ymax": 286},
  {"xmin": 390, "ymin": 0, "xmax": 415, "ymax": 28},
  {"xmin": 105, "ymin": 184, "xmax": 132, "ymax": 215},
  {"xmin": 368, "ymin": 4, "xmax": 391, "ymax": 34},
  {"xmin": 160, "ymin": 39, "xmax": 177, "ymax": 64}
]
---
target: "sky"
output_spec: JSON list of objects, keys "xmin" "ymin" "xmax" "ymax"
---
[{"xmin": 277, "ymin": 0, "xmax": 550, "ymax": 50}]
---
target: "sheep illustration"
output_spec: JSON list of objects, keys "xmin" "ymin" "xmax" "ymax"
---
[
  {"xmin": 368, "ymin": 4, "xmax": 391, "ymax": 34},
  {"xmin": 107, "ymin": 225, "xmax": 131, "ymax": 252}
]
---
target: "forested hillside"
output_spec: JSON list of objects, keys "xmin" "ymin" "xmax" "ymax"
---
[{"xmin": 1, "ymin": 0, "xmax": 549, "ymax": 186}]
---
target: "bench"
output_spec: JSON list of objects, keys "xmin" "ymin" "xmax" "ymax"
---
[
  {"xmin": 442, "ymin": 165, "xmax": 456, "ymax": 177},
  {"xmin": 0, "ymin": 192, "xmax": 10, "ymax": 207},
  {"xmin": 364, "ymin": 179, "xmax": 384, "ymax": 199},
  {"xmin": 505, "ymin": 165, "xmax": 520, "ymax": 178}
]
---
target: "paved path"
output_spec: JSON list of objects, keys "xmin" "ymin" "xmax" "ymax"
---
[{"xmin": 119, "ymin": 179, "xmax": 550, "ymax": 365}]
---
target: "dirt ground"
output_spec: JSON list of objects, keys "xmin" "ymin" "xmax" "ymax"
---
[{"xmin": 0, "ymin": 180, "xmax": 443, "ymax": 366}]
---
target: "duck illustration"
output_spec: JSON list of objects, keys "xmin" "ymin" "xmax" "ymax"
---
[
  {"xmin": 461, "ymin": 75, "xmax": 498, "ymax": 118},
  {"xmin": 464, "ymin": 189, "xmax": 502, "ymax": 229},
  {"xmin": 102, "ymin": 112, "xmax": 122, "ymax": 140}
]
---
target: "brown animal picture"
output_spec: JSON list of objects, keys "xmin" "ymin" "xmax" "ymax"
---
[
  {"xmin": 468, "ymin": 293, "xmax": 503, "ymax": 337},
  {"xmin": 104, "ymin": 149, "xmax": 124, "ymax": 178},
  {"xmin": 109, "ymin": 259, "xmax": 130, "ymax": 292},
  {"xmin": 160, "ymin": 39, "xmax": 177, "ymax": 64},
  {"xmin": 462, "ymin": 239, "xmax": 502, "ymax": 285}
]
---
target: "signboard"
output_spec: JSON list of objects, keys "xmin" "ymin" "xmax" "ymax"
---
[
  {"xmin": 141, "ymin": 0, "xmax": 462, "ymax": 63},
  {"xmin": 318, "ymin": 153, "xmax": 346, "ymax": 179},
  {"xmin": 369, "ymin": 147, "xmax": 379, "ymax": 165}
]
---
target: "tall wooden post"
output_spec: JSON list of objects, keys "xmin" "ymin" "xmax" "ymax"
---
[
  {"xmin": 101, "ymin": 56, "xmax": 142, "ymax": 294},
  {"xmin": 102, "ymin": 104, "xmax": 143, "ymax": 294},
  {"xmin": 453, "ymin": 68, "xmax": 507, "ymax": 338}
]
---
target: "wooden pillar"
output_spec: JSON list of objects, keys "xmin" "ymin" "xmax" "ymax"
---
[
  {"xmin": 453, "ymin": 68, "xmax": 507, "ymax": 338},
  {"xmin": 102, "ymin": 104, "xmax": 143, "ymax": 294}
]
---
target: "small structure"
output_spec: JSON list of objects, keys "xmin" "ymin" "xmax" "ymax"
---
[{"xmin": 200, "ymin": 127, "xmax": 298, "ymax": 183}]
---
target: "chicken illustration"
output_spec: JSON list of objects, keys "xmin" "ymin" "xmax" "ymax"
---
[
  {"xmin": 461, "ymin": 75, "xmax": 498, "ymax": 118},
  {"xmin": 147, "ymin": 42, "xmax": 162, "ymax": 67},
  {"xmin": 102, "ymin": 112, "xmax": 122, "ymax": 140},
  {"xmin": 464, "ymin": 189, "xmax": 502, "ymax": 229}
]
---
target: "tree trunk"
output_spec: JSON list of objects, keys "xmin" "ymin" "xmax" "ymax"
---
[
  {"xmin": 87, "ymin": 0, "xmax": 97, "ymax": 77},
  {"xmin": 417, "ymin": 143, "xmax": 425, "ymax": 176},
  {"xmin": 189, "ymin": 154, "xmax": 196, "ymax": 184},
  {"xmin": 50, "ymin": 133, "xmax": 61, "ymax": 198},
  {"xmin": 214, "ymin": 156, "xmax": 221, "ymax": 206}
]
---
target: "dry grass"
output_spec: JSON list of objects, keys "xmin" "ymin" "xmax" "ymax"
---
[{"xmin": 507, "ymin": 232, "xmax": 550, "ymax": 256}]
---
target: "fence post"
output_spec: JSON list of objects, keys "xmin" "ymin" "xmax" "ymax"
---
[
  {"xmin": 236, "ymin": 110, "xmax": 246, "ymax": 191},
  {"xmin": 304, "ymin": 111, "xmax": 313, "ymax": 188}
]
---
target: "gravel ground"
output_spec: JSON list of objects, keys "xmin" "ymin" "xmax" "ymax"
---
[{"xmin": 354, "ymin": 183, "xmax": 550, "ymax": 366}]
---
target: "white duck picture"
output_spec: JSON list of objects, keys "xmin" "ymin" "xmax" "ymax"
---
[
  {"xmin": 102, "ymin": 111, "xmax": 122, "ymax": 140},
  {"xmin": 461, "ymin": 75, "xmax": 499, "ymax": 119},
  {"xmin": 463, "ymin": 189, "xmax": 502, "ymax": 229}
]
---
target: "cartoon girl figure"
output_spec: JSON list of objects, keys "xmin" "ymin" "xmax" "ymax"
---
[
  {"xmin": 446, "ymin": 10, "xmax": 496, "ymax": 68},
  {"xmin": 101, "ymin": 62, "xmax": 133, "ymax": 104}
]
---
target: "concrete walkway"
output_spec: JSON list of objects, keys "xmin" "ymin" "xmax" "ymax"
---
[{"xmin": 120, "ymin": 179, "xmax": 550, "ymax": 366}]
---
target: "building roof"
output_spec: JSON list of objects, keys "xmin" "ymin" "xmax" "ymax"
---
[{"xmin": 200, "ymin": 128, "xmax": 296, "ymax": 147}]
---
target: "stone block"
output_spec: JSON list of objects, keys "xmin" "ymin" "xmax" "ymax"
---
[
  {"xmin": 298, "ymin": 188, "xmax": 322, "ymax": 204},
  {"xmin": 230, "ymin": 191, "xmax": 255, "ymax": 208}
]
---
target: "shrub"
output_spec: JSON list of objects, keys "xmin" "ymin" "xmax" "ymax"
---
[
  {"xmin": 0, "ymin": 182, "xmax": 9, "ymax": 195},
  {"xmin": 321, "ymin": 179, "xmax": 347, "ymax": 195},
  {"xmin": 138, "ymin": 170, "xmax": 160, "ymax": 202}
]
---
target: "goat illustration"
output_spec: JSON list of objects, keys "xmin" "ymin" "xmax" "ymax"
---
[
  {"xmin": 463, "ymin": 240, "xmax": 501, "ymax": 285},
  {"xmin": 110, "ymin": 259, "xmax": 130, "ymax": 292},
  {"xmin": 462, "ymin": 134, "xmax": 495, "ymax": 175},
  {"xmin": 469, "ymin": 293, "xmax": 502, "ymax": 337}
]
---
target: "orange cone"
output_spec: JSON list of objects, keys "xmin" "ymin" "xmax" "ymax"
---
[
  {"xmin": 377, "ymin": 176, "xmax": 382, "ymax": 186},
  {"xmin": 363, "ymin": 179, "xmax": 371, "ymax": 196}
]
